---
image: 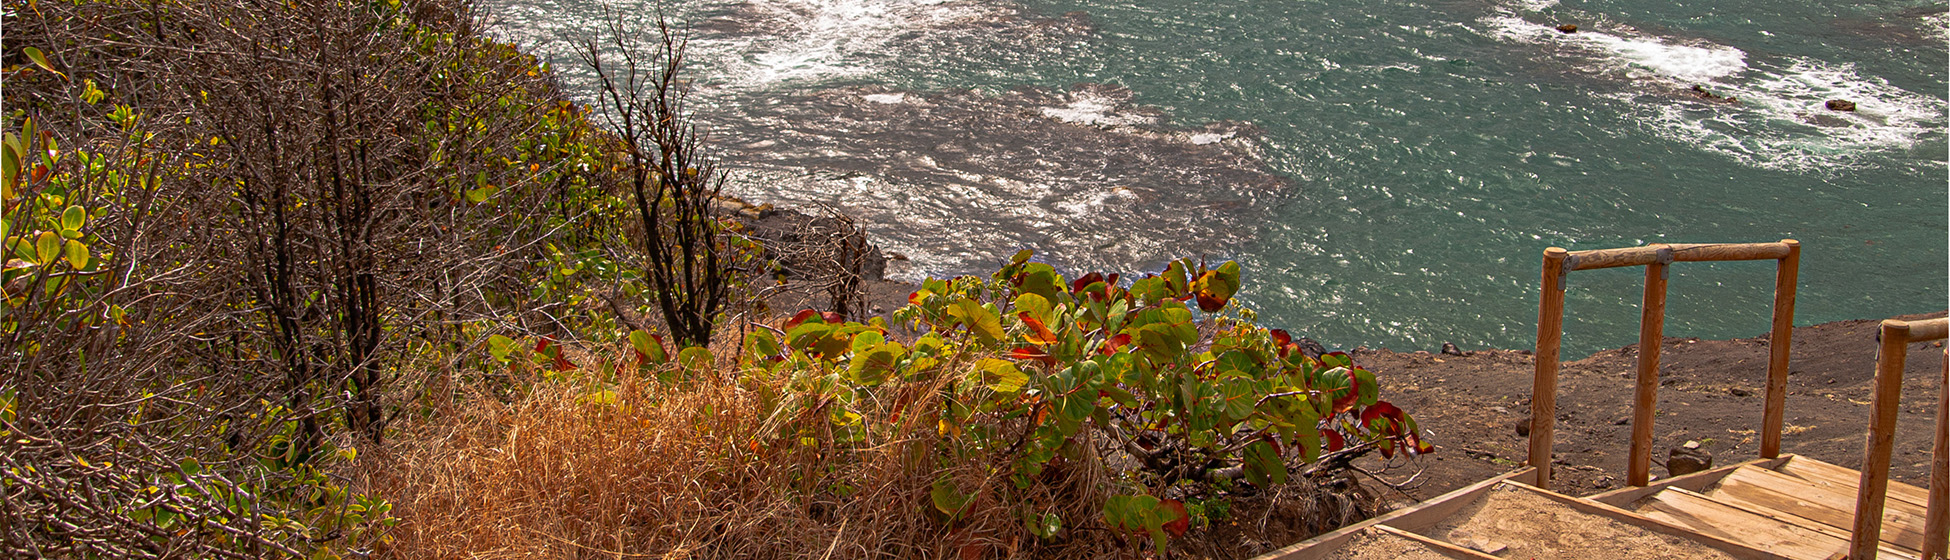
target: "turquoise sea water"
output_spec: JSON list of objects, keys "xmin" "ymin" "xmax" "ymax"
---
[{"xmin": 486, "ymin": 0, "xmax": 1948, "ymax": 356}]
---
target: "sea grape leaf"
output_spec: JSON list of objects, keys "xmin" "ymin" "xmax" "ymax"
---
[
  {"xmin": 629, "ymin": 329, "xmax": 668, "ymax": 365},
  {"xmin": 847, "ymin": 341, "xmax": 903, "ymax": 386},
  {"xmin": 1243, "ymin": 439, "xmax": 1287, "ymax": 487},
  {"xmin": 948, "ymin": 298, "xmax": 1004, "ymax": 344},
  {"xmin": 977, "ymin": 358, "xmax": 1028, "ymax": 394}
]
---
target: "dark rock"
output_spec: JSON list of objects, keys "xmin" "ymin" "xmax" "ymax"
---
[
  {"xmin": 1515, "ymin": 416, "xmax": 1531, "ymax": 437},
  {"xmin": 1441, "ymin": 342, "xmax": 1466, "ymax": 356},
  {"xmin": 1729, "ymin": 387, "xmax": 1751, "ymax": 397},
  {"xmin": 1556, "ymin": 24, "xmax": 1578, "ymax": 33},
  {"xmin": 1294, "ymin": 337, "xmax": 1328, "ymax": 360},
  {"xmin": 1667, "ymin": 444, "xmax": 1713, "ymax": 476},
  {"xmin": 1825, "ymin": 99, "xmax": 1857, "ymax": 111}
]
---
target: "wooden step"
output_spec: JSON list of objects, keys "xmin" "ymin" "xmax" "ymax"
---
[
  {"xmin": 1628, "ymin": 486, "xmax": 1918, "ymax": 560},
  {"xmin": 1706, "ymin": 465, "xmax": 1929, "ymax": 554},
  {"xmin": 1774, "ymin": 454, "xmax": 1933, "ymax": 512},
  {"xmin": 1415, "ymin": 482, "xmax": 1771, "ymax": 559}
]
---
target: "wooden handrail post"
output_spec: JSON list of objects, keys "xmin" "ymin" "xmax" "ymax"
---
[
  {"xmin": 1629, "ymin": 253, "xmax": 1670, "ymax": 487},
  {"xmin": 1530, "ymin": 247, "xmax": 1569, "ymax": 490},
  {"xmin": 1921, "ymin": 345, "xmax": 1948, "ymax": 560},
  {"xmin": 1851, "ymin": 319, "xmax": 1911, "ymax": 560},
  {"xmin": 1762, "ymin": 239, "xmax": 1800, "ymax": 459}
]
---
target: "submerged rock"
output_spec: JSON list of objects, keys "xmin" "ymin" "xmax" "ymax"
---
[
  {"xmin": 1556, "ymin": 24, "xmax": 1579, "ymax": 33},
  {"xmin": 1825, "ymin": 99, "xmax": 1858, "ymax": 111}
]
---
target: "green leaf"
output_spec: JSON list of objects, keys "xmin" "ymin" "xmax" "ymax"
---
[
  {"xmin": 977, "ymin": 358, "xmax": 1028, "ymax": 393},
  {"xmin": 846, "ymin": 342, "xmax": 903, "ymax": 386},
  {"xmin": 60, "ymin": 206, "xmax": 84, "ymax": 231},
  {"xmin": 947, "ymin": 298, "xmax": 1004, "ymax": 344},
  {"xmin": 628, "ymin": 330, "xmax": 667, "ymax": 365},
  {"xmin": 464, "ymin": 185, "xmax": 493, "ymax": 203},
  {"xmin": 486, "ymin": 335, "xmax": 516, "ymax": 362},
  {"xmin": 930, "ymin": 479, "xmax": 970, "ymax": 520},
  {"xmin": 1352, "ymin": 367, "xmax": 1379, "ymax": 407},
  {"xmin": 34, "ymin": 231, "xmax": 59, "ymax": 265},
  {"xmin": 1012, "ymin": 292, "xmax": 1052, "ymax": 324},
  {"xmin": 677, "ymin": 347, "xmax": 713, "ymax": 373},
  {"xmin": 1243, "ymin": 439, "xmax": 1287, "ymax": 487},
  {"xmin": 23, "ymin": 47, "xmax": 65, "ymax": 79},
  {"xmin": 63, "ymin": 240, "xmax": 88, "ymax": 269}
]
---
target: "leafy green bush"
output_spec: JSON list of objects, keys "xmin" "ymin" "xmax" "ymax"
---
[{"xmin": 738, "ymin": 250, "xmax": 1432, "ymax": 551}]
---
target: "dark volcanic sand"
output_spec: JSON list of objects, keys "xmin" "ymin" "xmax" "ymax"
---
[{"xmin": 1354, "ymin": 311, "xmax": 1948, "ymax": 500}]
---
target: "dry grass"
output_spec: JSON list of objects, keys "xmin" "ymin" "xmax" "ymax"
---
[
  {"xmin": 358, "ymin": 345, "xmax": 1375, "ymax": 559},
  {"xmin": 358, "ymin": 360, "xmax": 1105, "ymax": 559}
]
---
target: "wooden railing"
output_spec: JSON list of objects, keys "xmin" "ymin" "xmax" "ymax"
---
[
  {"xmin": 1851, "ymin": 316, "xmax": 1948, "ymax": 560},
  {"xmin": 1528, "ymin": 240, "xmax": 1800, "ymax": 490}
]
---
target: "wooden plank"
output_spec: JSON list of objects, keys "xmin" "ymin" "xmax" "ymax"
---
[
  {"xmin": 1631, "ymin": 260, "xmax": 1670, "ymax": 487},
  {"xmin": 1532, "ymin": 248, "xmax": 1568, "ymax": 490},
  {"xmin": 1708, "ymin": 466, "xmax": 1928, "ymax": 553},
  {"xmin": 1588, "ymin": 456, "xmax": 1785, "ymax": 508},
  {"xmin": 1371, "ymin": 526, "xmax": 1505, "ymax": 559},
  {"xmin": 1489, "ymin": 482, "xmax": 1777, "ymax": 560},
  {"xmin": 1249, "ymin": 468, "xmax": 1536, "ymax": 560},
  {"xmin": 1762, "ymin": 239, "xmax": 1799, "ymax": 458},
  {"xmin": 1776, "ymin": 455, "xmax": 1931, "ymax": 511},
  {"xmin": 1632, "ymin": 487, "xmax": 1917, "ymax": 560}
]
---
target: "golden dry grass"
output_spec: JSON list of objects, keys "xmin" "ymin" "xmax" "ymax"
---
[
  {"xmin": 358, "ymin": 358, "xmax": 1125, "ymax": 559},
  {"xmin": 356, "ymin": 341, "xmax": 1374, "ymax": 559}
]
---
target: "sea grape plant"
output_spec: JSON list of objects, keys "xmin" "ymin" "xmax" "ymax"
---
[{"xmin": 738, "ymin": 250, "xmax": 1432, "ymax": 551}]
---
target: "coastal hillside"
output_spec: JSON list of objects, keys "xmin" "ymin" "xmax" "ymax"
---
[{"xmin": 3, "ymin": 1, "xmax": 1942, "ymax": 559}]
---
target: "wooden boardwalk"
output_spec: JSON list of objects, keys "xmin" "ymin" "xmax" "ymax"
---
[{"xmin": 1254, "ymin": 243, "xmax": 1947, "ymax": 560}]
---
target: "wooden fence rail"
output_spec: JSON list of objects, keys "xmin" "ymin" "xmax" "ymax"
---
[
  {"xmin": 1529, "ymin": 240, "xmax": 1800, "ymax": 491},
  {"xmin": 1851, "ymin": 316, "xmax": 1948, "ymax": 560}
]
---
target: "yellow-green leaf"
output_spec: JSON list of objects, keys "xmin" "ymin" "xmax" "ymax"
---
[
  {"xmin": 64, "ymin": 240, "xmax": 88, "ymax": 269},
  {"xmin": 34, "ymin": 231, "xmax": 59, "ymax": 265},
  {"xmin": 23, "ymin": 47, "xmax": 65, "ymax": 80},
  {"xmin": 60, "ymin": 206, "xmax": 84, "ymax": 231}
]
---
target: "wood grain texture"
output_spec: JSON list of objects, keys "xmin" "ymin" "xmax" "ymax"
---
[
  {"xmin": 1762, "ymin": 239, "xmax": 1799, "ymax": 459},
  {"xmin": 1855, "ymin": 320, "xmax": 1915, "ymax": 559},
  {"xmin": 1531, "ymin": 247, "xmax": 1568, "ymax": 490},
  {"xmin": 1631, "ymin": 261, "xmax": 1669, "ymax": 487}
]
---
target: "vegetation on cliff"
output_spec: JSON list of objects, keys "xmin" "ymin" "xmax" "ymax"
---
[{"xmin": 1, "ymin": 1, "xmax": 1432, "ymax": 557}]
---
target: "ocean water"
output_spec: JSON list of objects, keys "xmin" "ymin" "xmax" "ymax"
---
[{"xmin": 484, "ymin": 0, "xmax": 1948, "ymax": 356}]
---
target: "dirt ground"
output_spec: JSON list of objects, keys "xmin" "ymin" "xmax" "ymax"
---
[{"xmin": 1353, "ymin": 311, "xmax": 1948, "ymax": 501}]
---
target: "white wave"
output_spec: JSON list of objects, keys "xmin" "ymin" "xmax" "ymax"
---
[
  {"xmin": 703, "ymin": 0, "xmax": 1004, "ymax": 88},
  {"xmin": 1039, "ymin": 91, "xmax": 1156, "ymax": 127},
  {"xmin": 1480, "ymin": 15, "xmax": 1747, "ymax": 82},
  {"xmin": 1628, "ymin": 58, "xmax": 1947, "ymax": 172},
  {"xmin": 1480, "ymin": 12, "xmax": 1945, "ymax": 171}
]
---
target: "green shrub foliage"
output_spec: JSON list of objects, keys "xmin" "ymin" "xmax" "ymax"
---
[{"xmin": 743, "ymin": 250, "xmax": 1433, "ymax": 551}]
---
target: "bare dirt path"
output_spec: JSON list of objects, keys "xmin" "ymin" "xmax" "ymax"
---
[{"xmin": 1354, "ymin": 311, "xmax": 1947, "ymax": 500}]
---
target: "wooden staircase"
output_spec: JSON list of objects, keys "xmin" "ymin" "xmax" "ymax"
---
[
  {"xmin": 1256, "ymin": 455, "xmax": 1933, "ymax": 560},
  {"xmin": 1251, "ymin": 242, "xmax": 1949, "ymax": 560}
]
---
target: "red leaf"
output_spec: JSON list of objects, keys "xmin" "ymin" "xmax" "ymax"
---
[
  {"xmin": 1019, "ymin": 312, "xmax": 1059, "ymax": 345},
  {"xmin": 784, "ymin": 309, "xmax": 822, "ymax": 330},
  {"xmin": 1359, "ymin": 401, "xmax": 1404, "ymax": 428},
  {"xmin": 1010, "ymin": 347, "xmax": 1056, "ymax": 367},
  {"xmin": 1070, "ymin": 272, "xmax": 1104, "ymax": 294},
  {"xmin": 1270, "ymin": 329, "xmax": 1292, "ymax": 348},
  {"xmin": 1099, "ymin": 333, "xmax": 1132, "ymax": 356},
  {"xmin": 1194, "ymin": 292, "xmax": 1225, "ymax": 313},
  {"xmin": 1258, "ymin": 431, "xmax": 1283, "ymax": 457},
  {"xmin": 1160, "ymin": 499, "xmax": 1190, "ymax": 537},
  {"xmin": 822, "ymin": 311, "xmax": 845, "ymax": 324},
  {"xmin": 534, "ymin": 337, "xmax": 553, "ymax": 354},
  {"xmin": 908, "ymin": 291, "xmax": 927, "ymax": 305},
  {"xmin": 1322, "ymin": 429, "xmax": 1345, "ymax": 452}
]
